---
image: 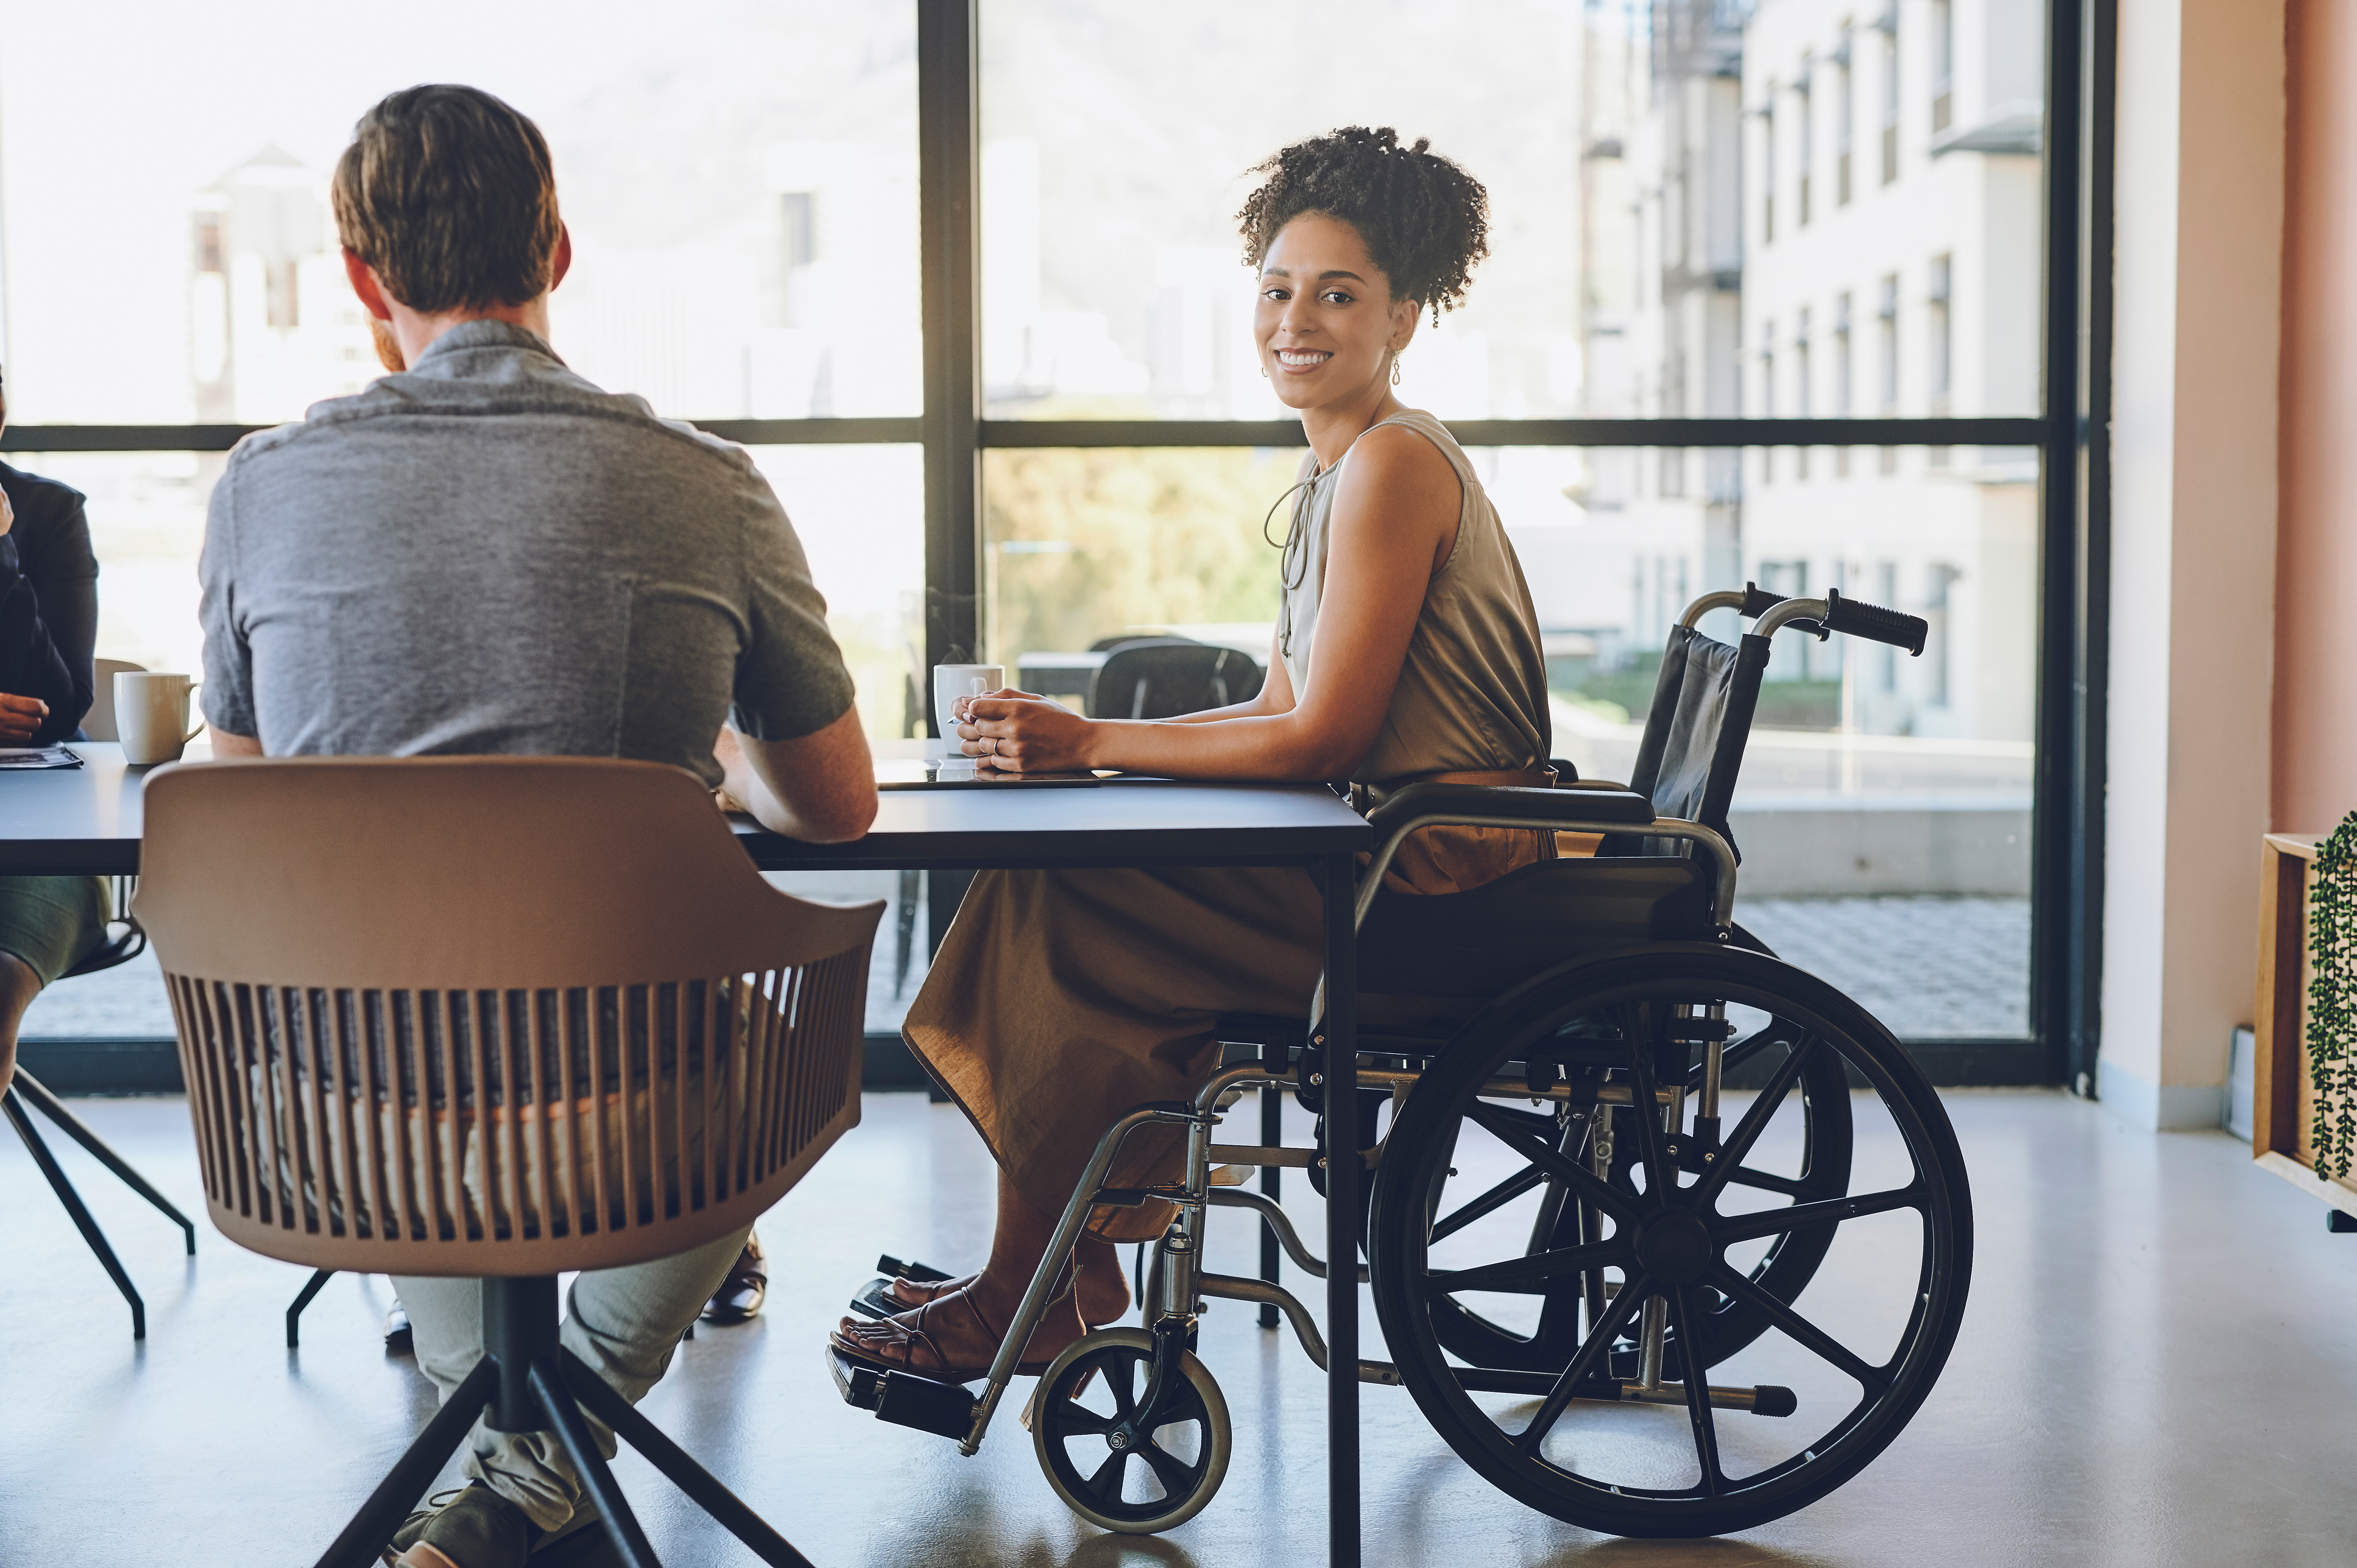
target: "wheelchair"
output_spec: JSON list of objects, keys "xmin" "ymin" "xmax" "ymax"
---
[{"xmin": 830, "ymin": 584, "xmax": 1973, "ymax": 1540}]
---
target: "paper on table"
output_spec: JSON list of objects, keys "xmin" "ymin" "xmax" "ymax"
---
[{"xmin": 0, "ymin": 745, "xmax": 85, "ymax": 769}]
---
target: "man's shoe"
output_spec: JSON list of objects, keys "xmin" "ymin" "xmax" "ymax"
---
[
  {"xmin": 385, "ymin": 1294, "xmax": 414, "ymax": 1357},
  {"xmin": 384, "ymin": 1482, "xmax": 534, "ymax": 1568},
  {"xmin": 702, "ymin": 1232, "xmax": 766, "ymax": 1324}
]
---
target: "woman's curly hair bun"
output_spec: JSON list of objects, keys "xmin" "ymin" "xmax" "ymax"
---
[{"xmin": 1236, "ymin": 126, "xmax": 1489, "ymax": 323}]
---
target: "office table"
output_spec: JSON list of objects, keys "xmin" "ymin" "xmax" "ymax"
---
[{"xmin": 0, "ymin": 741, "xmax": 1379, "ymax": 1567}]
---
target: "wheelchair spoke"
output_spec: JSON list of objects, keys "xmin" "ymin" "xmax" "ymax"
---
[
  {"xmin": 1668, "ymin": 1284, "xmax": 1725, "ymax": 1497},
  {"xmin": 1430, "ymin": 1163, "xmax": 1549, "ymax": 1243},
  {"xmin": 1084, "ymin": 1450, "xmax": 1128, "ymax": 1505},
  {"xmin": 1726, "ymin": 1164, "xmax": 1814, "ymax": 1198},
  {"xmin": 1686, "ymin": 1021, "xmax": 1782, "ymax": 1092},
  {"xmin": 1691, "ymin": 1035, "xmax": 1817, "ymax": 1207},
  {"xmin": 1047, "ymin": 1400, "xmax": 1115, "ymax": 1438},
  {"xmin": 1513, "ymin": 1269, "xmax": 1652, "ymax": 1455},
  {"xmin": 1466, "ymin": 1103, "xmax": 1637, "ymax": 1225},
  {"xmin": 1426, "ymin": 1237, "xmax": 1630, "ymax": 1296},
  {"xmin": 1712, "ymin": 1184, "xmax": 1923, "ymax": 1246},
  {"xmin": 1105, "ymin": 1359, "xmax": 1139, "ymax": 1422},
  {"xmin": 1708, "ymin": 1262, "xmax": 1889, "ymax": 1390},
  {"xmin": 1138, "ymin": 1436, "xmax": 1195, "ymax": 1496},
  {"xmin": 1623, "ymin": 1040, "xmax": 1673, "ymax": 1192}
]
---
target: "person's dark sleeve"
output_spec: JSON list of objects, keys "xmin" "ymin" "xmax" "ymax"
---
[
  {"xmin": 0, "ymin": 534, "xmax": 85, "ymax": 745},
  {"xmin": 9, "ymin": 479, "xmax": 99, "ymax": 744},
  {"xmin": 730, "ymin": 479, "xmax": 858, "ymax": 741}
]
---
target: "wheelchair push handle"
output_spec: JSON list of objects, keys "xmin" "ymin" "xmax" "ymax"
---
[
  {"xmin": 1740, "ymin": 581, "xmax": 1788, "ymax": 621},
  {"xmin": 1820, "ymin": 588, "xmax": 1929, "ymax": 655}
]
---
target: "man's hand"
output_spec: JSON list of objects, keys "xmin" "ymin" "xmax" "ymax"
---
[
  {"xmin": 0, "ymin": 483, "xmax": 14, "ymax": 538},
  {"xmin": 714, "ymin": 707, "xmax": 877, "ymax": 843},
  {"xmin": 956, "ymin": 688, "xmax": 1096, "ymax": 773},
  {"xmin": 0, "ymin": 692, "xmax": 49, "ymax": 744}
]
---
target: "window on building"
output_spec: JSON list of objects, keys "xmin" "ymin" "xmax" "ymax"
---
[
  {"xmin": 1880, "ymin": 10, "xmax": 1901, "ymax": 185},
  {"xmin": 1834, "ymin": 290, "xmax": 1854, "ymax": 415},
  {"xmin": 1931, "ymin": 0, "xmax": 1954, "ymax": 135},
  {"xmin": 1924, "ymin": 562, "xmax": 1962, "ymax": 706},
  {"xmin": 1761, "ymin": 92, "xmax": 1778, "ymax": 243},
  {"xmin": 1836, "ymin": 35, "xmax": 1854, "ymax": 207},
  {"xmin": 1877, "ymin": 273, "xmax": 1899, "ymax": 411},
  {"xmin": 1796, "ymin": 66, "xmax": 1814, "ymax": 227},
  {"xmin": 1875, "ymin": 560, "xmax": 1901, "ymax": 692},
  {"xmin": 1928, "ymin": 252, "xmax": 1952, "ymax": 414},
  {"xmin": 1794, "ymin": 306, "xmax": 1812, "ymax": 479}
]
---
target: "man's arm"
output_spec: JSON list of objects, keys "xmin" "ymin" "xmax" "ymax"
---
[
  {"xmin": 715, "ymin": 705, "xmax": 876, "ymax": 844},
  {"xmin": 211, "ymin": 731, "xmax": 264, "ymax": 757}
]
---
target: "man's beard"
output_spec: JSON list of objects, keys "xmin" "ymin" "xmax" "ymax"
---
[{"xmin": 369, "ymin": 317, "xmax": 406, "ymax": 373}]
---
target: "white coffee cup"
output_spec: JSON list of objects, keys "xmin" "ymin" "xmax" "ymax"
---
[
  {"xmin": 932, "ymin": 663, "xmax": 1005, "ymax": 743},
  {"xmin": 116, "ymin": 672, "xmax": 205, "ymax": 765}
]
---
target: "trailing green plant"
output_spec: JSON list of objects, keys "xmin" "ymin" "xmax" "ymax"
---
[{"xmin": 2304, "ymin": 810, "xmax": 2357, "ymax": 1179}]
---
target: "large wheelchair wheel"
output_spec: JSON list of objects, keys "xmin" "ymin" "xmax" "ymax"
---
[{"xmin": 1369, "ymin": 945, "xmax": 1971, "ymax": 1538}]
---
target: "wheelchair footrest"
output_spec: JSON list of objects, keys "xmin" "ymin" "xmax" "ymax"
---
[{"xmin": 827, "ymin": 1346, "xmax": 979, "ymax": 1440}]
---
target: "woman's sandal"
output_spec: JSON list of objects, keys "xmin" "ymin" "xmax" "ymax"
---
[
  {"xmin": 849, "ymin": 1258, "xmax": 1129, "ymax": 1326},
  {"xmin": 829, "ymin": 1283, "xmax": 1080, "ymax": 1384}
]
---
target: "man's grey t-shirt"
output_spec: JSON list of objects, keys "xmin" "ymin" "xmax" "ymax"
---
[{"xmin": 199, "ymin": 321, "xmax": 853, "ymax": 780}]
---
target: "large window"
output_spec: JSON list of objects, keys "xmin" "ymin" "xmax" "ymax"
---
[{"xmin": 2, "ymin": 1, "xmax": 2101, "ymax": 1078}]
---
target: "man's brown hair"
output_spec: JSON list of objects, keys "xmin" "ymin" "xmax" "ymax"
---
[{"xmin": 332, "ymin": 85, "xmax": 562, "ymax": 314}]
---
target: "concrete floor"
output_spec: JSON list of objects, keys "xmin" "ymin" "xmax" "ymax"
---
[{"xmin": 3, "ymin": 1089, "xmax": 2354, "ymax": 1567}]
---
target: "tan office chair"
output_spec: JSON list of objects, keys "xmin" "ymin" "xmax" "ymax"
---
[{"xmin": 136, "ymin": 755, "xmax": 882, "ymax": 1568}]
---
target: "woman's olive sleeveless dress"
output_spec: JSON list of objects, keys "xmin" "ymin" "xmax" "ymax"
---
[{"xmin": 902, "ymin": 409, "xmax": 1552, "ymax": 1238}]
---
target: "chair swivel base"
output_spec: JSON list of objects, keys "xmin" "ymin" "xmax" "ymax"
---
[{"xmin": 314, "ymin": 1276, "xmax": 811, "ymax": 1568}]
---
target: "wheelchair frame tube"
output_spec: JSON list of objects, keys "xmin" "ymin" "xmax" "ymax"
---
[
  {"xmin": 1351, "ymin": 812, "xmax": 1740, "ymax": 935},
  {"xmin": 959, "ymin": 1101, "xmax": 1200, "ymax": 1455}
]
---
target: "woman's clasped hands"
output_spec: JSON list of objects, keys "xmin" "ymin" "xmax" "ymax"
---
[{"xmin": 954, "ymin": 688, "xmax": 1095, "ymax": 773}]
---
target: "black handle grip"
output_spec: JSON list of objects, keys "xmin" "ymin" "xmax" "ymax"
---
[
  {"xmin": 1822, "ymin": 588, "xmax": 1929, "ymax": 655},
  {"xmin": 1740, "ymin": 581, "xmax": 1786, "ymax": 619}
]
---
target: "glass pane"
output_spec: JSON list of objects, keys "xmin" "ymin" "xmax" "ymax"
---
[
  {"xmin": 0, "ymin": 1, "xmax": 916, "ymax": 423},
  {"xmin": 1532, "ymin": 443, "xmax": 2034, "ymax": 1039},
  {"xmin": 982, "ymin": 446, "xmax": 1294, "ymax": 687},
  {"xmin": 976, "ymin": 0, "xmax": 2043, "ymax": 420}
]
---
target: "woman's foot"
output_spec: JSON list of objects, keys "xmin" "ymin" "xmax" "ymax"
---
[
  {"xmin": 831, "ymin": 1280, "xmax": 1088, "ymax": 1382},
  {"xmin": 885, "ymin": 1250, "xmax": 1128, "ymax": 1326}
]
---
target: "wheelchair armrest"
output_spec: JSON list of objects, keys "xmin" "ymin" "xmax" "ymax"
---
[{"xmin": 1366, "ymin": 782, "xmax": 1655, "ymax": 835}]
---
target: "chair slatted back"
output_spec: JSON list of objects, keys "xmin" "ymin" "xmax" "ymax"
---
[{"xmin": 135, "ymin": 757, "xmax": 882, "ymax": 1277}]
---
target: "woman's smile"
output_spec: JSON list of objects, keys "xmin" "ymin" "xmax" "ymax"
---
[{"xmin": 1274, "ymin": 347, "xmax": 1332, "ymax": 373}]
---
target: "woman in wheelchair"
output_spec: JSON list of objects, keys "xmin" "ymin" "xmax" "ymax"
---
[{"xmin": 830, "ymin": 125, "xmax": 1563, "ymax": 1380}]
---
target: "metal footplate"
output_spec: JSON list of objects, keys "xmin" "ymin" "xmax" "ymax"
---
[{"xmin": 826, "ymin": 1346, "xmax": 979, "ymax": 1440}]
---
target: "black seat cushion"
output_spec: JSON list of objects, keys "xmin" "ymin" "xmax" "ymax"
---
[{"xmin": 1355, "ymin": 855, "xmax": 1714, "ymax": 999}]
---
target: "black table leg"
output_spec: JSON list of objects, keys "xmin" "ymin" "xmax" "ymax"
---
[{"xmin": 1321, "ymin": 851, "xmax": 1360, "ymax": 1568}]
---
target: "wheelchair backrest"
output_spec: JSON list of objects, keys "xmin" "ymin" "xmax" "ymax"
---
[{"xmin": 1608, "ymin": 622, "xmax": 1769, "ymax": 863}]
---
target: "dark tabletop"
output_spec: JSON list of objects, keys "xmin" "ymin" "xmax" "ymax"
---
[{"xmin": 0, "ymin": 743, "xmax": 1369, "ymax": 877}]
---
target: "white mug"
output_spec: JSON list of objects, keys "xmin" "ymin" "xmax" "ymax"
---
[
  {"xmin": 932, "ymin": 663, "xmax": 1005, "ymax": 744},
  {"xmin": 116, "ymin": 672, "xmax": 205, "ymax": 765}
]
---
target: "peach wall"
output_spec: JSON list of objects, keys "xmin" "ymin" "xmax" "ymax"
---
[
  {"xmin": 2103, "ymin": 0, "xmax": 2285, "ymax": 1126},
  {"xmin": 2275, "ymin": 1, "xmax": 2357, "ymax": 835}
]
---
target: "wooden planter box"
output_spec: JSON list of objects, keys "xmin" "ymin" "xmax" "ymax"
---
[{"xmin": 2254, "ymin": 832, "xmax": 2357, "ymax": 1218}]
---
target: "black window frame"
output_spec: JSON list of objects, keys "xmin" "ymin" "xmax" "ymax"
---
[{"xmin": 0, "ymin": 0, "xmax": 2114, "ymax": 1088}]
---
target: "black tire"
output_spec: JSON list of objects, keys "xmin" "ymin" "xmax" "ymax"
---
[
  {"xmin": 1369, "ymin": 945, "xmax": 1972, "ymax": 1538},
  {"xmin": 1033, "ymin": 1329, "xmax": 1232, "ymax": 1534}
]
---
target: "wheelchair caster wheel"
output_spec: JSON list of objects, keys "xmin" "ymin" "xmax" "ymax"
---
[{"xmin": 1033, "ymin": 1328, "xmax": 1231, "ymax": 1534}]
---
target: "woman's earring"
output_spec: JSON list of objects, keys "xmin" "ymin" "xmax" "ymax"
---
[
  {"xmin": 1391, "ymin": 351, "xmax": 1403, "ymax": 387},
  {"xmin": 1259, "ymin": 362, "xmax": 1268, "ymax": 378}
]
